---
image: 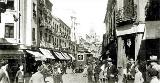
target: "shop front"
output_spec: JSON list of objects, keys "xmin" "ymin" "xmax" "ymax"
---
[{"xmin": 0, "ymin": 49, "xmax": 24, "ymax": 83}]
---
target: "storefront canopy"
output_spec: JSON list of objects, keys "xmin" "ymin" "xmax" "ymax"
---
[
  {"xmin": 68, "ymin": 54, "xmax": 75, "ymax": 60},
  {"xmin": 54, "ymin": 52, "xmax": 66, "ymax": 60},
  {"xmin": 0, "ymin": 50, "xmax": 24, "ymax": 59},
  {"xmin": 39, "ymin": 48, "xmax": 55, "ymax": 59},
  {"xmin": 61, "ymin": 52, "xmax": 71, "ymax": 60},
  {"xmin": 26, "ymin": 50, "xmax": 46, "ymax": 61}
]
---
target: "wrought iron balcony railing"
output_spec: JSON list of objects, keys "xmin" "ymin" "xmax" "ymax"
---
[{"xmin": 116, "ymin": 4, "xmax": 137, "ymax": 25}]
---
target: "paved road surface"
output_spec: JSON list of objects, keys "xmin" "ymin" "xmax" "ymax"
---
[{"xmin": 45, "ymin": 68, "xmax": 88, "ymax": 83}]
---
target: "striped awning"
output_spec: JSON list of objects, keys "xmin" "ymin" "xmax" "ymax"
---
[
  {"xmin": 61, "ymin": 52, "xmax": 71, "ymax": 60},
  {"xmin": 39, "ymin": 48, "xmax": 55, "ymax": 59},
  {"xmin": 68, "ymin": 54, "xmax": 75, "ymax": 60},
  {"xmin": 26, "ymin": 50, "xmax": 46, "ymax": 61},
  {"xmin": 54, "ymin": 52, "xmax": 66, "ymax": 60}
]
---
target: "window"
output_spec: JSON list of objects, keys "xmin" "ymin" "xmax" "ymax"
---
[
  {"xmin": 5, "ymin": 23, "xmax": 14, "ymax": 38},
  {"xmin": 6, "ymin": 0, "xmax": 14, "ymax": 10},
  {"xmin": 49, "ymin": 35, "xmax": 51, "ymax": 43},
  {"xmin": 32, "ymin": 28, "xmax": 35, "ymax": 41},
  {"xmin": 45, "ymin": 33, "xmax": 47, "ymax": 42},
  {"xmin": 33, "ymin": 3, "xmax": 36, "ymax": 17},
  {"xmin": 40, "ymin": 31, "xmax": 42, "ymax": 40},
  {"xmin": 52, "ymin": 37, "xmax": 54, "ymax": 45}
]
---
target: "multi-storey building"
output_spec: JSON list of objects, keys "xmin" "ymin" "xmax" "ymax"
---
[
  {"xmin": 0, "ymin": 0, "xmax": 39, "ymax": 82},
  {"xmin": 103, "ymin": 0, "xmax": 160, "ymax": 82},
  {"xmin": 38, "ymin": 0, "xmax": 53, "ymax": 49},
  {"xmin": 0, "ymin": 0, "xmax": 76, "ymax": 82},
  {"xmin": 102, "ymin": 0, "xmax": 117, "ymax": 61}
]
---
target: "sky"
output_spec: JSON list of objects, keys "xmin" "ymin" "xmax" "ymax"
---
[{"xmin": 51, "ymin": 0, "xmax": 108, "ymax": 42}]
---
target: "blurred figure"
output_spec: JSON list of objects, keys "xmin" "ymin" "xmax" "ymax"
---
[
  {"xmin": 52, "ymin": 66, "xmax": 60, "ymax": 83},
  {"xmin": 148, "ymin": 68, "xmax": 159, "ymax": 83},
  {"xmin": 79, "ymin": 63, "xmax": 83, "ymax": 73},
  {"xmin": 0, "ymin": 61, "xmax": 10, "ymax": 83},
  {"xmin": 87, "ymin": 63, "xmax": 93, "ymax": 83},
  {"xmin": 134, "ymin": 65, "xmax": 144, "ymax": 83},
  {"xmin": 29, "ymin": 65, "xmax": 45, "ymax": 83},
  {"xmin": 127, "ymin": 58, "xmax": 135, "ymax": 80},
  {"xmin": 106, "ymin": 58, "xmax": 117, "ymax": 83},
  {"xmin": 99, "ymin": 64, "xmax": 105, "ymax": 83},
  {"xmin": 94, "ymin": 64, "xmax": 101, "ymax": 83},
  {"xmin": 57, "ymin": 62, "xmax": 63, "ymax": 83},
  {"xmin": 15, "ymin": 65, "xmax": 24, "ymax": 83},
  {"xmin": 71, "ymin": 61, "xmax": 76, "ymax": 74}
]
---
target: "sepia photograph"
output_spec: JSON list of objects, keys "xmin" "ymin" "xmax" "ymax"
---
[{"xmin": 0, "ymin": 0, "xmax": 160, "ymax": 83}]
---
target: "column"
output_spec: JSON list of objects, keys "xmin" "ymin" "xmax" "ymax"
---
[
  {"xmin": 135, "ymin": 33, "xmax": 143, "ymax": 61},
  {"xmin": 117, "ymin": 36, "xmax": 127, "ymax": 83}
]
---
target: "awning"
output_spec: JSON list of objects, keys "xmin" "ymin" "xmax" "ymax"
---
[
  {"xmin": 39, "ymin": 48, "xmax": 55, "ymax": 59},
  {"xmin": 54, "ymin": 52, "xmax": 66, "ymax": 60},
  {"xmin": 68, "ymin": 54, "xmax": 75, "ymax": 60},
  {"xmin": 61, "ymin": 52, "xmax": 71, "ymax": 60},
  {"xmin": 0, "ymin": 50, "xmax": 24, "ymax": 59},
  {"xmin": 26, "ymin": 50, "xmax": 46, "ymax": 61}
]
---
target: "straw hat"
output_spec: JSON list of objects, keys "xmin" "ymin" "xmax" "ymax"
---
[
  {"xmin": 107, "ymin": 58, "xmax": 112, "ymax": 62},
  {"xmin": 147, "ymin": 55, "xmax": 158, "ymax": 62}
]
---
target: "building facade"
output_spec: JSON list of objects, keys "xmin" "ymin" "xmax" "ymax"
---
[
  {"xmin": 0, "ymin": 0, "xmax": 76, "ymax": 82},
  {"xmin": 103, "ymin": 0, "xmax": 153, "ymax": 82}
]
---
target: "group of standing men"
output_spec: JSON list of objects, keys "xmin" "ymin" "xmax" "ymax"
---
[{"xmin": 82, "ymin": 58, "xmax": 117, "ymax": 83}]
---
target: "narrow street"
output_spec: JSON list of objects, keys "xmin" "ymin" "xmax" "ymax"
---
[{"xmin": 45, "ymin": 69, "xmax": 87, "ymax": 83}]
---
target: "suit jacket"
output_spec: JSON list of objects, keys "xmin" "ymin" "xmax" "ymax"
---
[{"xmin": 107, "ymin": 65, "xmax": 117, "ymax": 79}]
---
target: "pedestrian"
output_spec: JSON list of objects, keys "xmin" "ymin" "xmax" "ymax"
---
[
  {"xmin": 0, "ymin": 60, "xmax": 10, "ymax": 83},
  {"xmin": 106, "ymin": 58, "xmax": 117, "ymax": 83},
  {"xmin": 94, "ymin": 64, "xmax": 101, "ymax": 83},
  {"xmin": 79, "ymin": 63, "xmax": 83, "ymax": 73},
  {"xmin": 57, "ymin": 62, "xmax": 63, "ymax": 83},
  {"xmin": 127, "ymin": 58, "xmax": 135, "ymax": 80},
  {"xmin": 15, "ymin": 65, "xmax": 24, "ymax": 83},
  {"xmin": 71, "ymin": 61, "xmax": 76, "ymax": 74},
  {"xmin": 29, "ymin": 65, "xmax": 45, "ymax": 83},
  {"xmin": 134, "ymin": 65, "xmax": 144, "ymax": 83},
  {"xmin": 52, "ymin": 66, "xmax": 60, "ymax": 83},
  {"xmin": 99, "ymin": 64, "xmax": 105, "ymax": 83},
  {"xmin": 63, "ymin": 61, "xmax": 67, "ymax": 74},
  {"xmin": 87, "ymin": 63, "xmax": 93, "ymax": 83},
  {"xmin": 148, "ymin": 68, "xmax": 160, "ymax": 83}
]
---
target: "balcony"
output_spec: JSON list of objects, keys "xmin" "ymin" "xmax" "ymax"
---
[{"xmin": 116, "ymin": 4, "xmax": 137, "ymax": 26}]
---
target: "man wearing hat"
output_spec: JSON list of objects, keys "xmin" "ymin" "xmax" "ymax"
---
[
  {"xmin": 146, "ymin": 55, "xmax": 160, "ymax": 83},
  {"xmin": 106, "ymin": 58, "xmax": 117, "ymax": 83},
  {"xmin": 29, "ymin": 65, "xmax": 45, "ymax": 83},
  {"xmin": 127, "ymin": 58, "xmax": 135, "ymax": 80}
]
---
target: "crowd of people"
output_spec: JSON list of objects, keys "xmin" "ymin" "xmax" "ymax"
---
[
  {"xmin": 0, "ymin": 60, "xmax": 77, "ymax": 83},
  {"xmin": 0, "ymin": 57, "xmax": 160, "ymax": 83},
  {"xmin": 81, "ymin": 57, "xmax": 160, "ymax": 83}
]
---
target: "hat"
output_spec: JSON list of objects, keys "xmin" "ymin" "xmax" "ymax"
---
[
  {"xmin": 129, "ymin": 59, "xmax": 135, "ymax": 62},
  {"xmin": 107, "ymin": 58, "xmax": 112, "ymax": 62},
  {"xmin": 147, "ymin": 55, "xmax": 158, "ymax": 62}
]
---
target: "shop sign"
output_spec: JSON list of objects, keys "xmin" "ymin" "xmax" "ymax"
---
[{"xmin": 0, "ymin": 54, "xmax": 22, "ymax": 59}]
